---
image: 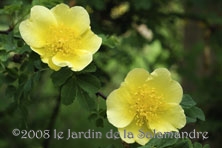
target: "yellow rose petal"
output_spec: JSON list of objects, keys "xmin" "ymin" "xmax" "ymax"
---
[
  {"xmin": 107, "ymin": 87, "xmax": 135, "ymax": 128},
  {"xmin": 19, "ymin": 6, "xmax": 56, "ymax": 48},
  {"xmin": 79, "ymin": 29, "xmax": 102, "ymax": 53},
  {"xmin": 124, "ymin": 68, "xmax": 150, "ymax": 90},
  {"xmin": 48, "ymin": 58, "xmax": 61, "ymax": 71},
  {"xmin": 119, "ymin": 119, "xmax": 153, "ymax": 145},
  {"xmin": 159, "ymin": 104, "xmax": 186, "ymax": 129},
  {"xmin": 147, "ymin": 68, "xmax": 183, "ymax": 103},
  {"xmin": 51, "ymin": 4, "xmax": 90, "ymax": 35},
  {"xmin": 52, "ymin": 50, "xmax": 92, "ymax": 71}
]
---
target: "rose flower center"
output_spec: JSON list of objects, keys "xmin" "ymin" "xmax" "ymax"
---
[
  {"xmin": 46, "ymin": 24, "xmax": 81, "ymax": 57},
  {"xmin": 131, "ymin": 86, "xmax": 163, "ymax": 127}
]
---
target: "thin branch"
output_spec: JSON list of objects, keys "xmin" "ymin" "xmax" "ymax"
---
[
  {"xmin": 42, "ymin": 89, "xmax": 62, "ymax": 148},
  {"xmin": 0, "ymin": 26, "xmax": 14, "ymax": 35},
  {"xmin": 0, "ymin": 26, "xmax": 21, "ymax": 39},
  {"xmin": 96, "ymin": 92, "xmax": 107, "ymax": 100}
]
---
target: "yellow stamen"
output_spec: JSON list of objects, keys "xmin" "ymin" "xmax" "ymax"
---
[
  {"xmin": 132, "ymin": 86, "xmax": 163, "ymax": 127},
  {"xmin": 45, "ymin": 24, "xmax": 81, "ymax": 57}
]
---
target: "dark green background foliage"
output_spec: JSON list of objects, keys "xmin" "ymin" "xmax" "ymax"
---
[{"xmin": 0, "ymin": 0, "xmax": 221, "ymax": 147}]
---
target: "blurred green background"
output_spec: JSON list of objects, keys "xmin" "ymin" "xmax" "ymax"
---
[{"xmin": 0, "ymin": 0, "xmax": 222, "ymax": 147}]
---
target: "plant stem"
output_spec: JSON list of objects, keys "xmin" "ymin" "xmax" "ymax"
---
[
  {"xmin": 42, "ymin": 89, "xmax": 61, "ymax": 148},
  {"xmin": 0, "ymin": 27, "xmax": 13, "ymax": 35},
  {"xmin": 96, "ymin": 92, "xmax": 107, "ymax": 100}
]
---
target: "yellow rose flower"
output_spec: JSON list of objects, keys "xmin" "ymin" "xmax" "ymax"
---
[
  {"xmin": 19, "ymin": 3, "xmax": 102, "ymax": 71},
  {"xmin": 106, "ymin": 68, "xmax": 186, "ymax": 145}
]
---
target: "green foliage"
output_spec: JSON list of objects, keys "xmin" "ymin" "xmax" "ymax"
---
[
  {"xmin": 181, "ymin": 95, "xmax": 205, "ymax": 123},
  {"xmin": 78, "ymin": 73, "xmax": 101, "ymax": 94},
  {"xmin": 76, "ymin": 0, "xmax": 105, "ymax": 11},
  {"xmin": 100, "ymin": 34, "xmax": 119, "ymax": 49},
  {"xmin": 80, "ymin": 62, "xmax": 97, "ymax": 73},
  {"xmin": 140, "ymin": 138, "xmax": 210, "ymax": 148},
  {"xmin": 88, "ymin": 109, "xmax": 106, "ymax": 128},
  {"xmin": 61, "ymin": 76, "xmax": 77, "ymax": 105},
  {"xmin": 140, "ymin": 137, "xmax": 179, "ymax": 148},
  {"xmin": 181, "ymin": 94, "xmax": 197, "ymax": 108},
  {"xmin": 51, "ymin": 67, "xmax": 100, "ymax": 109},
  {"xmin": 76, "ymin": 86, "xmax": 96, "ymax": 111},
  {"xmin": 51, "ymin": 67, "xmax": 73, "ymax": 87},
  {"xmin": 131, "ymin": 0, "xmax": 152, "ymax": 10},
  {"xmin": 32, "ymin": 0, "xmax": 65, "ymax": 8}
]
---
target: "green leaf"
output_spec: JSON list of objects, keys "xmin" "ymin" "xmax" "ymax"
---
[
  {"xmin": 99, "ymin": 109, "xmax": 107, "ymax": 118},
  {"xmin": 184, "ymin": 106, "xmax": 205, "ymax": 123},
  {"xmin": 18, "ymin": 73, "xmax": 27, "ymax": 84},
  {"xmin": 4, "ymin": 68, "xmax": 18, "ymax": 83},
  {"xmin": 193, "ymin": 107, "xmax": 205, "ymax": 121},
  {"xmin": 1, "ymin": 32, "xmax": 16, "ymax": 51},
  {"xmin": 32, "ymin": 0, "xmax": 63, "ymax": 8},
  {"xmin": 141, "ymin": 137, "xmax": 200, "ymax": 148},
  {"xmin": 81, "ymin": 62, "xmax": 97, "ymax": 73},
  {"xmin": 33, "ymin": 71, "xmax": 41, "ymax": 82},
  {"xmin": 51, "ymin": 67, "xmax": 73, "ymax": 87},
  {"xmin": 181, "ymin": 94, "xmax": 205, "ymax": 123},
  {"xmin": 186, "ymin": 116, "xmax": 197, "ymax": 123},
  {"xmin": 18, "ymin": 105, "xmax": 29, "ymax": 129},
  {"xmin": 0, "ymin": 50, "xmax": 8, "ymax": 62},
  {"xmin": 194, "ymin": 142, "xmax": 202, "ymax": 148},
  {"xmin": 23, "ymin": 79, "xmax": 32, "ymax": 93},
  {"xmin": 0, "ymin": 63, "xmax": 5, "ymax": 71},
  {"xmin": 173, "ymin": 138, "xmax": 193, "ymax": 148},
  {"xmin": 3, "ymin": 3, "xmax": 22, "ymax": 14},
  {"xmin": 132, "ymin": 0, "xmax": 152, "ymax": 10},
  {"xmin": 194, "ymin": 142, "xmax": 210, "ymax": 148},
  {"xmin": 4, "ymin": 74, "xmax": 16, "ymax": 83},
  {"xmin": 140, "ymin": 137, "xmax": 178, "ymax": 148},
  {"xmin": 0, "ymin": 85, "xmax": 16, "ymax": 110},
  {"xmin": 181, "ymin": 94, "xmax": 197, "ymax": 109},
  {"xmin": 76, "ymin": 86, "xmax": 96, "ymax": 111},
  {"xmin": 203, "ymin": 144, "xmax": 210, "ymax": 148},
  {"xmin": 14, "ymin": 87, "xmax": 24, "ymax": 103},
  {"xmin": 61, "ymin": 77, "xmax": 77, "ymax": 105},
  {"xmin": 95, "ymin": 118, "xmax": 104, "ymax": 127},
  {"xmin": 77, "ymin": 74, "xmax": 101, "ymax": 94},
  {"xmin": 5, "ymin": 85, "xmax": 16, "ymax": 98},
  {"xmin": 88, "ymin": 112, "xmax": 98, "ymax": 121},
  {"xmin": 99, "ymin": 34, "xmax": 119, "ymax": 48}
]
